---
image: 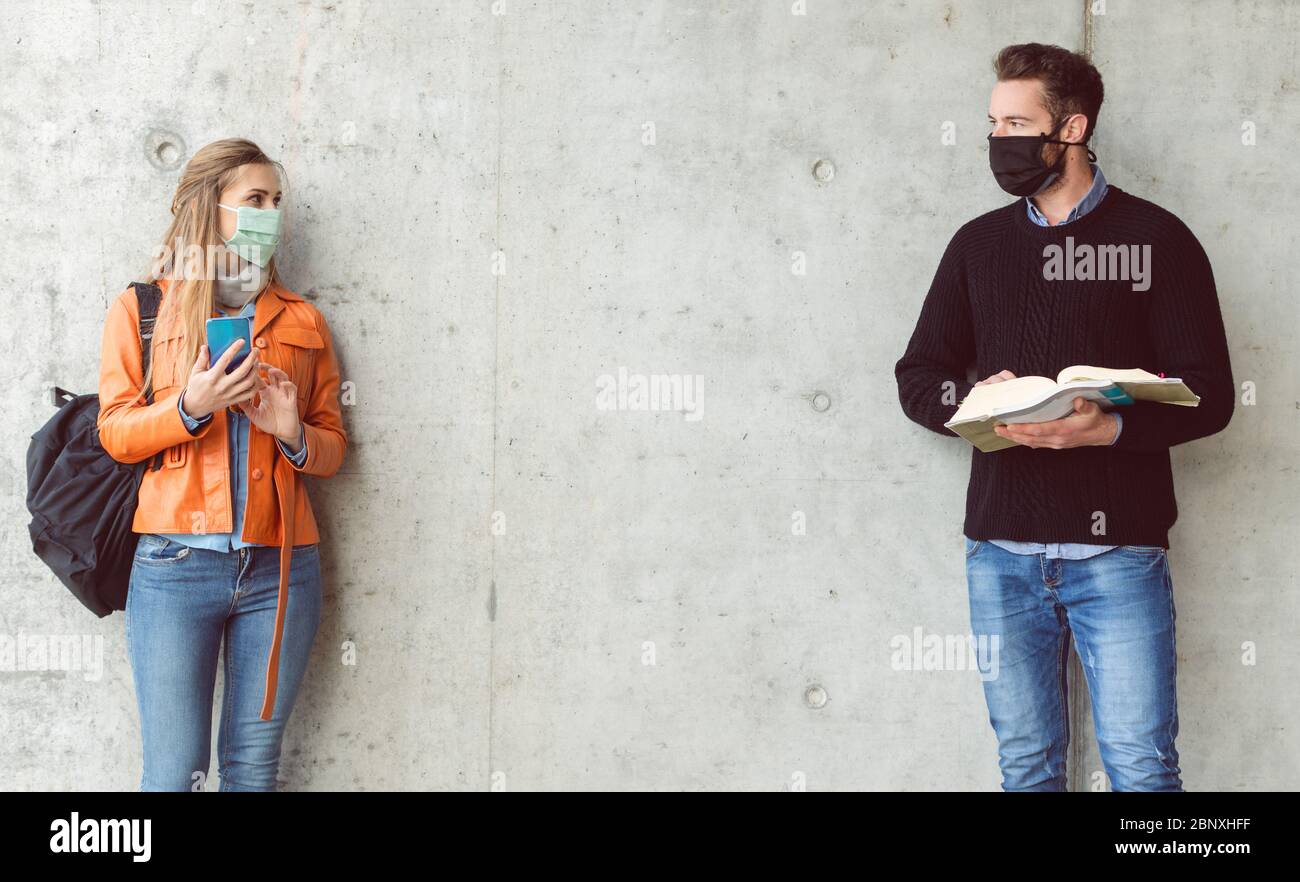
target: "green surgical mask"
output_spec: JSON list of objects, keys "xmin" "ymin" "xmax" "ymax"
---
[{"xmin": 218, "ymin": 202, "xmax": 281, "ymax": 267}]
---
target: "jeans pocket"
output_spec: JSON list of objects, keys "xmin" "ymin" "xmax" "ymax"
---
[
  {"xmin": 133, "ymin": 533, "xmax": 192, "ymax": 564},
  {"xmin": 1118, "ymin": 544, "xmax": 1166, "ymax": 558},
  {"xmin": 965, "ymin": 536, "xmax": 983, "ymax": 558}
]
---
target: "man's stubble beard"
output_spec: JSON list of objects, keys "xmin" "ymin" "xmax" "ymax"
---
[{"xmin": 1036, "ymin": 145, "xmax": 1085, "ymax": 200}]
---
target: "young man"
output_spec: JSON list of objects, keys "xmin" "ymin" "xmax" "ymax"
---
[{"xmin": 894, "ymin": 43, "xmax": 1235, "ymax": 791}]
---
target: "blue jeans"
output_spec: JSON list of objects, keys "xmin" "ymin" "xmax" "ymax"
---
[
  {"xmin": 125, "ymin": 533, "xmax": 322, "ymax": 791},
  {"xmin": 964, "ymin": 536, "xmax": 1182, "ymax": 792}
]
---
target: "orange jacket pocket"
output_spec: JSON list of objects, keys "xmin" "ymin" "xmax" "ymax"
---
[
  {"xmin": 273, "ymin": 326, "xmax": 325, "ymax": 349},
  {"xmin": 272, "ymin": 325, "xmax": 325, "ymax": 395}
]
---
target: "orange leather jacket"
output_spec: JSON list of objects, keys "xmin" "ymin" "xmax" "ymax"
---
[{"xmin": 97, "ymin": 277, "xmax": 347, "ymax": 719}]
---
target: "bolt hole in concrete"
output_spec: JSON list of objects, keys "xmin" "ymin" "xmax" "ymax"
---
[
  {"xmin": 810, "ymin": 391, "xmax": 832, "ymax": 412},
  {"xmin": 812, "ymin": 158, "xmax": 835, "ymax": 182},
  {"xmin": 144, "ymin": 129, "xmax": 186, "ymax": 171},
  {"xmin": 805, "ymin": 685, "xmax": 829, "ymax": 709}
]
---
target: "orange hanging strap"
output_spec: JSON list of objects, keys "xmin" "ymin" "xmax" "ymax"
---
[{"xmin": 259, "ymin": 453, "xmax": 297, "ymax": 721}]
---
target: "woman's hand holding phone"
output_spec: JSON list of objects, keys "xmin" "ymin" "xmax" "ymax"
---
[{"xmin": 181, "ymin": 339, "xmax": 261, "ymax": 419}]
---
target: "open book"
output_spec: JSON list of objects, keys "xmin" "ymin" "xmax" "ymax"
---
[{"xmin": 944, "ymin": 365, "xmax": 1200, "ymax": 452}]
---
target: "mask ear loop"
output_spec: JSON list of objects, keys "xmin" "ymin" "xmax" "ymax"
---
[
  {"xmin": 1039, "ymin": 133, "xmax": 1097, "ymax": 164},
  {"xmin": 1042, "ymin": 116, "xmax": 1097, "ymax": 163}
]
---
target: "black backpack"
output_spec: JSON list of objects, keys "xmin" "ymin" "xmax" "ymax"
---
[{"xmin": 26, "ymin": 282, "xmax": 169, "ymax": 616}]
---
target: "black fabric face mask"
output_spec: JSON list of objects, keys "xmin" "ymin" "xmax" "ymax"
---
[{"xmin": 987, "ymin": 121, "xmax": 1097, "ymax": 197}]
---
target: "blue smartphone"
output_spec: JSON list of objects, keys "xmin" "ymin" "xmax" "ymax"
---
[{"xmin": 205, "ymin": 316, "xmax": 254, "ymax": 374}]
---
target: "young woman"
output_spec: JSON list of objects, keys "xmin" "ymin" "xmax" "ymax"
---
[{"xmin": 97, "ymin": 138, "xmax": 347, "ymax": 791}]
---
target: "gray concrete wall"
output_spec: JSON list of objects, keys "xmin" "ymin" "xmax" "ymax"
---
[{"xmin": 1, "ymin": 0, "xmax": 1294, "ymax": 790}]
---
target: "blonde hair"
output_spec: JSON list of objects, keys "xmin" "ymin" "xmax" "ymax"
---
[{"xmin": 141, "ymin": 138, "xmax": 286, "ymax": 394}]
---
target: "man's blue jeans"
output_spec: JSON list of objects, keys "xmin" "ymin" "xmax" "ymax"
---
[
  {"xmin": 125, "ymin": 533, "xmax": 322, "ymax": 791},
  {"xmin": 965, "ymin": 536, "xmax": 1182, "ymax": 792}
]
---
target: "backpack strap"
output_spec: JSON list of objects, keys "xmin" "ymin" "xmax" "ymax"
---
[
  {"xmin": 50, "ymin": 386, "xmax": 76, "ymax": 408},
  {"xmin": 129, "ymin": 282, "xmax": 166, "ymax": 473}
]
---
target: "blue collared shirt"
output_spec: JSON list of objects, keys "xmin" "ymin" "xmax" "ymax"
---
[
  {"xmin": 1026, "ymin": 162, "xmax": 1110, "ymax": 226},
  {"xmin": 158, "ymin": 296, "xmax": 307, "ymax": 550},
  {"xmin": 988, "ymin": 164, "xmax": 1125, "ymax": 560}
]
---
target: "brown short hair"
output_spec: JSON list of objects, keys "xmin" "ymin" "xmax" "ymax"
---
[{"xmin": 994, "ymin": 43, "xmax": 1105, "ymax": 142}]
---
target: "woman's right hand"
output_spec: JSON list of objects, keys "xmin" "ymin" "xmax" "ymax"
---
[
  {"xmin": 181, "ymin": 340, "xmax": 260, "ymax": 419},
  {"xmin": 974, "ymin": 369, "xmax": 1017, "ymax": 386}
]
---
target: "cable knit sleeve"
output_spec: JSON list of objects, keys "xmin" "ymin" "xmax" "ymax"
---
[
  {"xmin": 894, "ymin": 225, "xmax": 977, "ymax": 437},
  {"xmin": 1109, "ymin": 217, "xmax": 1235, "ymax": 453}
]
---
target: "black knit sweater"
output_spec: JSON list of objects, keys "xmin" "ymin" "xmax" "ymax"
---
[{"xmin": 894, "ymin": 186, "xmax": 1234, "ymax": 548}]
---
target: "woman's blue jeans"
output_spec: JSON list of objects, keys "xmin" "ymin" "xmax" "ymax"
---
[
  {"xmin": 965, "ymin": 537, "xmax": 1182, "ymax": 792},
  {"xmin": 125, "ymin": 533, "xmax": 322, "ymax": 791}
]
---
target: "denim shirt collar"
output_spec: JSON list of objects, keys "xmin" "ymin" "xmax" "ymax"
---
[
  {"xmin": 210, "ymin": 293, "xmax": 259, "ymax": 320},
  {"xmin": 1026, "ymin": 163, "xmax": 1108, "ymax": 226}
]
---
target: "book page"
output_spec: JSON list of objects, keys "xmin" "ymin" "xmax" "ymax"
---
[
  {"xmin": 951, "ymin": 376, "xmax": 1057, "ymax": 422},
  {"xmin": 1055, "ymin": 364, "xmax": 1163, "ymax": 385}
]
